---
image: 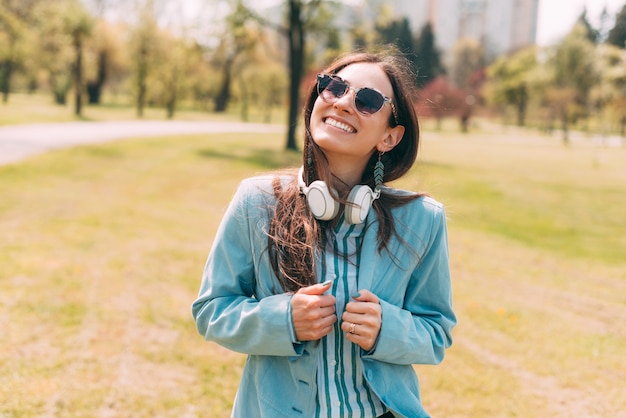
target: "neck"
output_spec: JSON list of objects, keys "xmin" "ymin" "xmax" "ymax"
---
[{"xmin": 328, "ymin": 160, "xmax": 367, "ymax": 189}]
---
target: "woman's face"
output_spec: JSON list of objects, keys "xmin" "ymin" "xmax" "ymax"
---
[{"xmin": 309, "ymin": 63, "xmax": 404, "ymax": 176}]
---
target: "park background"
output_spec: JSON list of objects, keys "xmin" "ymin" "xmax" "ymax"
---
[{"xmin": 1, "ymin": 0, "xmax": 625, "ymax": 416}]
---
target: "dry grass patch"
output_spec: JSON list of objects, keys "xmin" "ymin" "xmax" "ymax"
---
[{"xmin": 1, "ymin": 128, "xmax": 624, "ymax": 417}]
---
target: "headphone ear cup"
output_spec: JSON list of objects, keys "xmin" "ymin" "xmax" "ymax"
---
[
  {"xmin": 306, "ymin": 181, "xmax": 340, "ymax": 220},
  {"xmin": 345, "ymin": 186, "xmax": 374, "ymax": 224}
]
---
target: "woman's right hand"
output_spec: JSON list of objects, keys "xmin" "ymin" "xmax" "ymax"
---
[{"xmin": 291, "ymin": 281, "xmax": 337, "ymax": 341}]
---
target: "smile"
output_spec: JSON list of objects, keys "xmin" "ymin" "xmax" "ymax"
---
[{"xmin": 324, "ymin": 117, "xmax": 356, "ymax": 133}]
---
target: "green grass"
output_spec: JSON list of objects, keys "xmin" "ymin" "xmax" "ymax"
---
[
  {"xmin": 0, "ymin": 92, "xmax": 288, "ymax": 126},
  {"xmin": 1, "ymin": 126, "xmax": 625, "ymax": 416}
]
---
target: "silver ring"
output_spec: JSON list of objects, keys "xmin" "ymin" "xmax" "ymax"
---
[{"xmin": 349, "ymin": 322, "xmax": 356, "ymax": 334}]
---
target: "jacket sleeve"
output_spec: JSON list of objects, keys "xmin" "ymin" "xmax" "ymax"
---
[
  {"xmin": 363, "ymin": 201, "xmax": 456, "ymax": 365},
  {"xmin": 191, "ymin": 179, "xmax": 303, "ymax": 356}
]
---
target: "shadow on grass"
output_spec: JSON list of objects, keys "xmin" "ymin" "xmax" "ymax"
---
[{"xmin": 197, "ymin": 147, "xmax": 302, "ymax": 169}]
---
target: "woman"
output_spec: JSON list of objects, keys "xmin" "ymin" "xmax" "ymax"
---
[{"xmin": 192, "ymin": 50, "xmax": 456, "ymax": 418}]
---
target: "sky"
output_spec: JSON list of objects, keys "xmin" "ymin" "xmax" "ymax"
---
[
  {"xmin": 536, "ymin": 0, "xmax": 625, "ymax": 45},
  {"xmin": 168, "ymin": 0, "xmax": 626, "ymax": 47}
]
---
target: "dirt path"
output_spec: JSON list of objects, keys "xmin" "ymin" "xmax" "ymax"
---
[{"xmin": 0, "ymin": 120, "xmax": 284, "ymax": 166}]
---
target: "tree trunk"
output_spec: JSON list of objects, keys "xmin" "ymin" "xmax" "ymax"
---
[
  {"xmin": 0, "ymin": 60, "xmax": 13, "ymax": 104},
  {"xmin": 136, "ymin": 43, "xmax": 148, "ymax": 118},
  {"xmin": 286, "ymin": 0, "xmax": 304, "ymax": 151},
  {"xmin": 215, "ymin": 57, "xmax": 234, "ymax": 112},
  {"xmin": 166, "ymin": 95, "xmax": 176, "ymax": 119},
  {"xmin": 238, "ymin": 71, "xmax": 249, "ymax": 122},
  {"xmin": 74, "ymin": 35, "xmax": 83, "ymax": 116},
  {"xmin": 87, "ymin": 50, "xmax": 107, "ymax": 104},
  {"xmin": 561, "ymin": 111, "xmax": 569, "ymax": 145},
  {"xmin": 516, "ymin": 86, "xmax": 527, "ymax": 126},
  {"xmin": 166, "ymin": 73, "xmax": 178, "ymax": 119}
]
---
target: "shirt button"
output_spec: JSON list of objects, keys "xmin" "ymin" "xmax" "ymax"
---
[
  {"xmin": 331, "ymin": 360, "xmax": 337, "ymax": 366},
  {"xmin": 335, "ymin": 401, "xmax": 341, "ymax": 407}
]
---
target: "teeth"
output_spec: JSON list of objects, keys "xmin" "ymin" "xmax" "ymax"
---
[{"xmin": 325, "ymin": 118, "xmax": 355, "ymax": 133}]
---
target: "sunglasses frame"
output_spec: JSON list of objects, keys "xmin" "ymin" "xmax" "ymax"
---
[{"xmin": 316, "ymin": 74, "xmax": 399, "ymax": 125}]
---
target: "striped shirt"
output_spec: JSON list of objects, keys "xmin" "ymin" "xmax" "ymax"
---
[{"xmin": 316, "ymin": 218, "xmax": 387, "ymax": 418}]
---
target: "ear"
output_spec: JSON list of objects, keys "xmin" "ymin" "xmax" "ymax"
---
[{"xmin": 378, "ymin": 125, "xmax": 405, "ymax": 152}]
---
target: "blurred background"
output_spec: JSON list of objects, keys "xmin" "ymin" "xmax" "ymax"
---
[
  {"xmin": 1, "ymin": 0, "xmax": 625, "ymax": 147},
  {"xmin": 2, "ymin": 1, "xmax": 626, "ymax": 417}
]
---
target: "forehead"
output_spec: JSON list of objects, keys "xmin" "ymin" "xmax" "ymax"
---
[{"xmin": 335, "ymin": 63, "xmax": 393, "ymax": 97}]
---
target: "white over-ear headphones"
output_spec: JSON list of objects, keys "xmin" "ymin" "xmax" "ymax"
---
[{"xmin": 297, "ymin": 167, "xmax": 380, "ymax": 224}]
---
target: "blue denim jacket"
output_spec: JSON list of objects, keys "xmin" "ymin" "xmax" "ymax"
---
[{"xmin": 192, "ymin": 175, "xmax": 456, "ymax": 417}]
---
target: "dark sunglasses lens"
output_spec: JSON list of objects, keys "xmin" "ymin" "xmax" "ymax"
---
[
  {"xmin": 319, "ymin": 75, "xmax": 347, "ymax": 99},
  {"xmin": 317, "ymin": 75, "xmax": 331, "ymax": 91},
  {"xmin": 355, "ymin": 88, "xmax": 385, "ymax": 114}
]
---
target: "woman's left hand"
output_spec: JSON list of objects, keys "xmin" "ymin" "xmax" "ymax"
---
[{"xmin": 341, "ymin": 290, "xmax": 382, "ymax": 351}]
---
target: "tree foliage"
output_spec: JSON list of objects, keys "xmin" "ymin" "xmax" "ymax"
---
[
  {"xmin": 607, "ymin": 5, "xmax": 626, "ymax": 48},
  {"xmin": 0, "ymin": 0, "xmax": 36, "ymax": 103},
  {"xmin": 128, "ymin": 3, "xmax": 159, "ymax": 117},
  {"xmin": 413, "ymin": 23, "xmax": 445, "ymax": 88},
  {"xmin": 485, "ymin": 46, "xmax": 537, "ymax": 126},
  {"xmin": 541, "ymin": 24, "xmax": 599, "ymax": 142},
  {"xmin": 213, "ymin": 2, "xmax": 259, "ymax": 113},
  {"xmin": 577, "ymin": 8, "xmax": 600, "ymax": 43},
  {"xmin": 451, "ymin": 38, "xmax": 485, "ymax": 90},
  {"xmin": 376, "ymin": 16, "xmax": 414, "ymax": 55},
  {"xmin": 1, "ymin": 0, "xmax": 626, "ymax": 143},
  {"xmin": 415, "ymin": 76, "xmax": 466, "ymax": 130},
  {"xmin": 237, "ymin": 0, "xmax": 335, "ymax": 150}
]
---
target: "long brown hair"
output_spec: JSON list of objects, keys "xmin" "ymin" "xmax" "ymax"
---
[{"xmin": 268, "ymin": 50, "xmax": 423, "ymax": 292}]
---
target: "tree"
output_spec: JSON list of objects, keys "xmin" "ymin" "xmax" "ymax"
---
[
  {"xmin": 34, "ymin": 0, "xmax": 75, "ymax": 105},
  {"xmin": 484, "ymin": 46, "xmax": 537, "ymax": 126},
  {"xmin": 415, "ymin": 76, "xmax": 465, "ymax": 131},
  {"xmin": 598, "ymin": 7, "xmax": 611, "ymax": 43},
  {"xmin": 0, "ymin": 6, "xmax": 25, "ymax": 103},
  {"xmin": 541, "ymin": 24, "xmax": 599, "ymax": 143},
  {"xmin": 413, "ymin": 23, "xmax": 445, "ymax": 88},
  {"xmin": 213, "ymin": 2, "xmax": 258, "ymax": 113},
  {"xmin": 0, "ymin": 0, "xmax": 38, "ymax": 103},
  {"xmin": 607, "ymin": 5, "xmax": 626, "ymax": 48},
  {"xmin": 149, "ymin": 31, "xmax": 187, "ymax": 119},
  {"xmin": 376, "ymin": 16, "xmax": 414, "ymax": 57},
  {"xmin": 590, "ymin": 44, "xmax": 626, "ymax": 136},
  {"xmin": 285, "ymin": 0, "xmax": 306, "ymax": 150},
  {"xmin": 63, "ymin": 0, "xmax": 94, "ymax": 116},
  {"xmin": 450, "ymin": 38, "xmax": 485, "ymax": 90},
  {"xmin": 237, "ymin": 48, "xmax": 288, "ymax": 123},
  {"xmin": 241, "ymin": 0, "xmax": 334, "ymax": 150},
  {"xmin": 129, "ymin": 3, "xmax": 159, "ymax": 117},
  {"xmin": 577, "ymin": 8, "xmax": 600, "ymax": 43}
]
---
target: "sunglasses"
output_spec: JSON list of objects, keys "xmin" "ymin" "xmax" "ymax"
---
[{"xmin": 316, "ymin": 74, "xmax": 399, "ymax": 124}]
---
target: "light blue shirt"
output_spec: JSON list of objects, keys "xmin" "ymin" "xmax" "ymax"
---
[
  {"xmin": 316, "ymin": 220, "xmax": 386, "ymax": 417},
  {"xmin": 192, "ymin": 175, "xmax": 456, "ymax": 418}
]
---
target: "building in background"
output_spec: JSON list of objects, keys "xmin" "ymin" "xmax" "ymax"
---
[{"xmin": 364, "ymin": 0, "xmax": 539, "ymax": 64}]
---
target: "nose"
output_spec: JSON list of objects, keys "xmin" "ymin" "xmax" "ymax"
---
[{"xmin": 333, "ymin": 87, "xmax": 356, "ymax": 114}]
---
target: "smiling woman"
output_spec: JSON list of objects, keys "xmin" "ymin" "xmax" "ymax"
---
[{"xmin": 192, "ymin": 49, "xmax": 456, "ymax": 418}]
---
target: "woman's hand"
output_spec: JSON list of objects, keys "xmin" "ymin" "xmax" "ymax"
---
[
  {"xmin": 341, "ymin": 290, "xmax": 382, "ymax": 351},
  {"xmin": 291, "ymin": 281, "xmax": 337, "ymax": 341}
]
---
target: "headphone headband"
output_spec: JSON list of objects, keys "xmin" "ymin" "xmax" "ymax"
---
[{"xmin": 298, "ymin": 166, "xmax": 379, "ymax": 224}]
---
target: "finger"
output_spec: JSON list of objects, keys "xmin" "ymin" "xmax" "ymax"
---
[
  {"xmin": 345, "ymin": 330, "xmax": 377, "ymax": 352},
  {"xmin": 342, "ymin": 313, "xmax": 380, "ymax": 332},
  {"xmin": 341, "ymin": 320, "xmax": 359, "ymax": 335},
  {"xmin": 351, "ymin": 289, "xmax": 379, "ymax": 303},
  {"xmin": 297, "ymin": 280, "xmax": 334, "ymax": 296},
  {"xmin": 291, "ymin": 293, "xmax": 335, "ymax": 316},
  {"xmin": 296, "ymin": 325, "xmax": 332, "ymax": 341},
  {"xmin": 345, "ymin": 300, "xmax": 382, "ymax": 316}
]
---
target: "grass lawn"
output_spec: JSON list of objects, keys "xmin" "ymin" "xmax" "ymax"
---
[
  {"xmin": 0, "ymin": 93, "xmax": 285, "ymax": 126},
  {"xmin": 1, "ymin": 124, "xmax": 625, "ymax": 416}
]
